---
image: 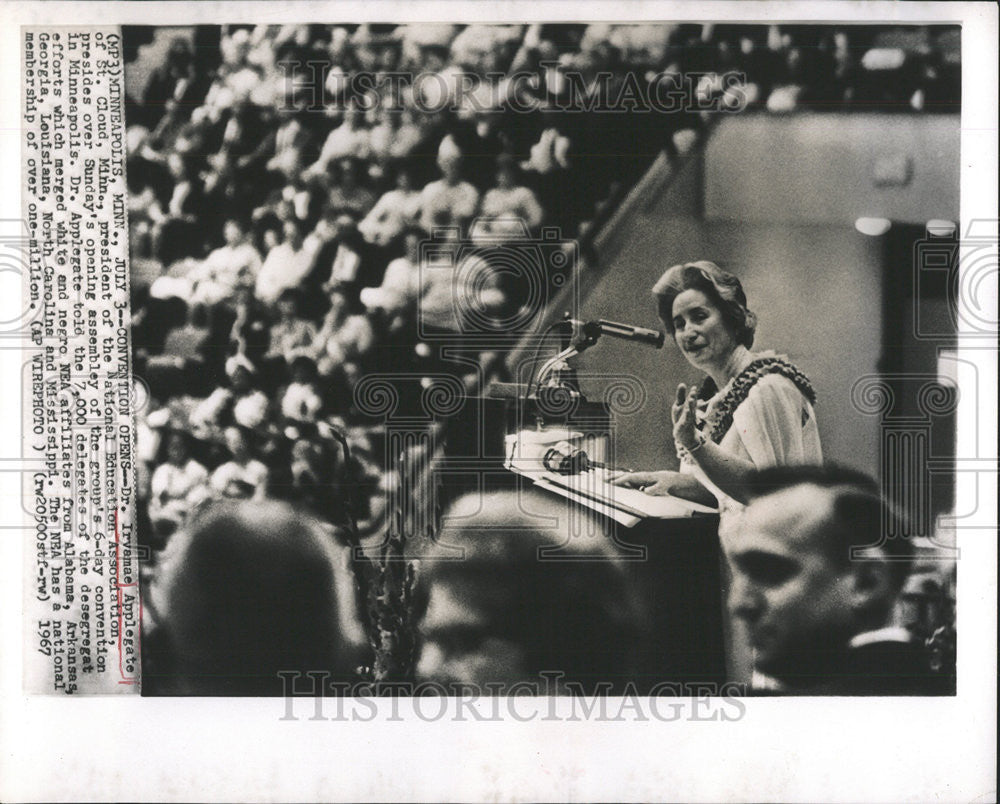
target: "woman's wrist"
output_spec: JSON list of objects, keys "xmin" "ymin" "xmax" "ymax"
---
[
  {"xmin": 687, "ymin": 433, "xmax": 707, "ymax": 453},
  {"xmin": 676, "ymin": 432, "xmax": 708, "ymax": 460}
]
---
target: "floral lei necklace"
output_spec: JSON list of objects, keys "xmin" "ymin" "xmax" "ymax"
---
[{"xmin": 695, "ymin": 354, "xmax": 817, "ymax": 444}]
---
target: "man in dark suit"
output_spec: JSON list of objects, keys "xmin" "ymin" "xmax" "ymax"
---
[{"xmin": 722, "ymin": 464, "xmax": 953, "ymax": 695}]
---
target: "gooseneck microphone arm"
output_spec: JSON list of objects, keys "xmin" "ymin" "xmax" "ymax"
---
[
  {"xmin": 594, "ymin": 319, "xmax": 665, "ymax": 349},
  {"xmin": 532, "ymin": 316, "xmax": 665, "ymax": 394}
]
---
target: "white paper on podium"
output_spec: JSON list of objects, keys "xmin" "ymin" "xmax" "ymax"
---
[
  {"xmin": 509, "ymin": 464, "xmax": 718, "ymax": 526},
  {"xmin": 531, "ymin": 474, "xmax": 641, "ymax": 527}
]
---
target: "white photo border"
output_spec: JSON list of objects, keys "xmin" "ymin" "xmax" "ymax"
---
[{"xmin": 0, "ymin": 2, "xmax": 996, "ymax": 802}]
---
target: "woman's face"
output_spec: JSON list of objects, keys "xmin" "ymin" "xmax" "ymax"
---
[{"xmin": 669, "ymin": 288, "xmax": 739, "ymax": 370}]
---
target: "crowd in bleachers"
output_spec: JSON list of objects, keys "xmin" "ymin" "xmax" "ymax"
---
[{"xmin": 125, "ymin": 22, "xmax": 961, "ymax": 554}]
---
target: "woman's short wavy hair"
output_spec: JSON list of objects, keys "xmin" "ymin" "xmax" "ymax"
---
[{"xmin": 652, "ymin": 260, "xmax": 757, "ymax": 348}]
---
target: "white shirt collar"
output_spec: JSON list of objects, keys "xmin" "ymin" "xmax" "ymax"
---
[{"xmin": 849, "ymin": 626, "xmax": 913, "ymax": 648}]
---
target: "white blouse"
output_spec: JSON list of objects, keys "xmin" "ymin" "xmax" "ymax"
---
[{"xmin": 681, "ymin": 368, "xmax": 822, "ymax": 520}]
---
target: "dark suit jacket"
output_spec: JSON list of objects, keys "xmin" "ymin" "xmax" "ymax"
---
[
  {"xmin": 755, "ymin": 634, "xmax": 956, "ymax": 696},
  {"xmin": 828, "ymin": 638, "xmax": 955, "ymax": 696}
]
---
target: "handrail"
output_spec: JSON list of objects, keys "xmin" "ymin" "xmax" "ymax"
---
[{"xmin": 504, "ymin": 115, "xmax": 724, "ymax": 378}]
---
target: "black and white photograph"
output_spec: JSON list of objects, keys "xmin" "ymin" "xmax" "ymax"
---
[
  {"xmin": 1, "ymin": 2, "xmax": 996, "ymax": 803},
  {"xmin": 122, "ymin": 19, "xmax": 962, "ymax": 698}
]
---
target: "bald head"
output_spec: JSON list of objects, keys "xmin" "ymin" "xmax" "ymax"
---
[
  {"xmin": 722, "ymin": 466, "xmax": 913, "ymax": 687},
  {"xmin": 724, "ymin": 484, "xmax": 835, "ymax": 554},
  {"xmin": 741, "ymin": 464, "xmax": 914, "ymax": 587}
]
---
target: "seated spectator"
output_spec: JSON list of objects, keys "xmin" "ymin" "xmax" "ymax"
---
[
  {"xmin": 255, "ymin": 181, "xmax": 317, "ymax": 228},
  {"xmin": 312, "ymin": 289, "xmax": 376, "ymax": 380},
  {"xmin": 265, "ymin": 288, "xmax": 318, "ymax": 363},
  {"xmin": 141, "ymin": 37, "xmax": 202, "ymax": 128},
  {"xmin": 162, "ymin": 151, "xmax": 205, "ymax": 222},
  {"xmin": 265, "ymin": 109, "xmax": 311, "ymax": 181},
  {"xmin": 255, "ymin": 219, "xmax": 322, "ymax": 305},
  {"xmin": 280, "ymin": 356, "xmax": 325, "ymax": 424},
  {"xmin": 417, "ymin": 145, "xmax": 480, "ymax": 235},
  {"xmin": 359, "ymin": 226, "xmax": 424, "ymax": 326},
  {"xmin": 186, "ymin": 217, "xmax": 262, "ymax": 307},
  {"xmin": 368, "ymin": 103, "xmax": 423, "ymax": 165},
  {"xmin": 411, "ymin": 42, "xmax": 455, "ymax": 108},
  {"xmin": 358, "ymin": 163, "xmax": 421, "ymax": 247},
  {"xmin": 722, "ymin": 464, "xmax": 954, "ymax": 695},
  {"xmin": 416, "ymin": 490, "xmax": 647, "ymax": 694},
  {"xmin": 447, "ymin": 110, "xmax": 507, "ymax": 192},
  {"xmin": 303, "ymin": 101, "xmax": 372, "ymax": 182},
  {"xmin": 142, "ymin": 499, "xmax": 363, "ymax": 694},
  {"xmin": 326, "ymin": 156, "xmax": 377, "ymax": 218},
  {"xmin": 322, "ymin": 212, "xmax": 383, "ymax": 298},
  {"xmin": 218, "ymin": 100, "xmax": 271, "ymax": 169},
  {"xmin": 191, "ymin": 354, "xmax": 271, "ymax": 435},
  {"xmin": 229, "ymin": 283, "xmax": 271, "ymax": 365},
  {"xmin": 476, "ymin": 154, "xmax": 544, "ymax": 239},
  {"xmin": 161, "ymin": 117, "xmax": 213, "ymax": 165},
  {"xmin": 210, "ymin": 425, "xmax": 270, "ymax": 500},
  {"xmin": 272, "ymin": 24, "xmax": 328, "ymax": 69},
  {"xmin": 202, "ymin": 149, "xmax": 257, "ymax": 228},
  {"xmin": 198, "ymin": 41, "xmax": 270, "ymax": 121},
  {"xmin": 417, "ymin": 245, "xmax": 506, "ymax": 334},
  {"xmin": 148, "ymin": 430, "xmax": 210, "ymax": 539},
  {"xmin": 127, "ymin": 165, "xmax": 167, "ymax": 259},
  {"xmin": 288, "ymin": 437, "xmax": 328, "ymax": 510},
  {"xmin": 450, "ymin": 24, "xmax": 524, "ymax": 75}
]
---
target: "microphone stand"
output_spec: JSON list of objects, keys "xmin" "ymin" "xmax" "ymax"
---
[{"xmin": 532, "ymin": 319, "xmax": 603, "ymax": 396}]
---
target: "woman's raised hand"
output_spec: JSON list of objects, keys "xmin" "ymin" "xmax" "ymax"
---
[{"xmin": 671, "ymin": 382, "xmax": 700, "ymax": 451}]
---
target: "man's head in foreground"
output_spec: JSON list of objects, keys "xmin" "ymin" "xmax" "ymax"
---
[
  {"xmin": 416, "ymin": 491, "xmax": 646, "ymax": 694},
  {"xmin": 721, "ymin": 465, "xmax": 914, "ymax": 692},
  {"xmin": 146, "ymin": 500, "xmax": 363, "ymax": 695}
]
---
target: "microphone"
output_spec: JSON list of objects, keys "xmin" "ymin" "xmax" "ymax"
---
[{"xmin": 574, "ymin": 318, "xmax": 665, "ymax": 348}]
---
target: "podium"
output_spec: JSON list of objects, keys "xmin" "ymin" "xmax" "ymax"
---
[{"xmin": 439, "ymin": 381, "xmax": 729, "ymax": 688}]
